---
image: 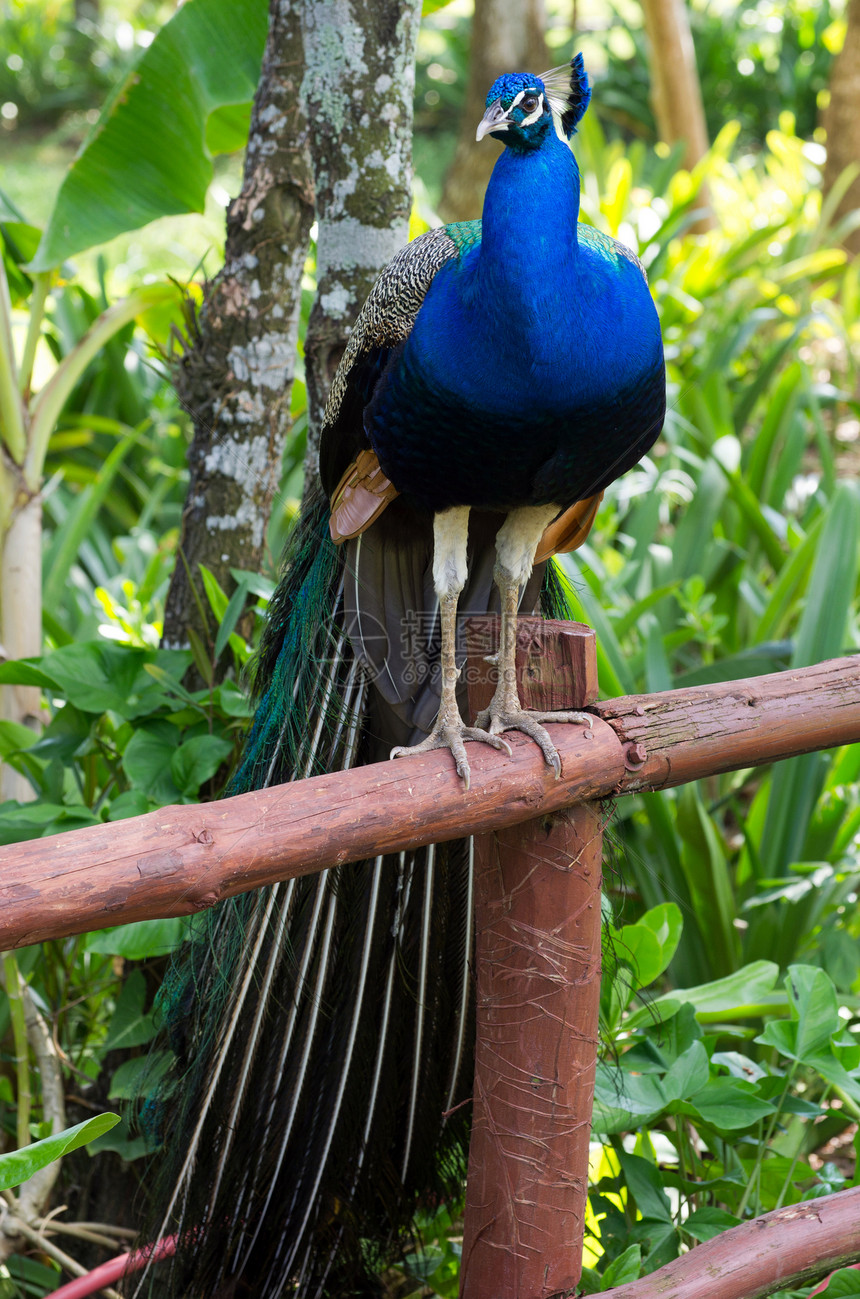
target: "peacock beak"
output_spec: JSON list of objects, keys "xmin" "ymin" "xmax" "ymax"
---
[{"xmin": 476, "ymin": 99, "xmax": 511, "ymax": 142}]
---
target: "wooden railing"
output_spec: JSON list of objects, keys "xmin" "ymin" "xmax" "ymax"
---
[{"xmin": 3, "ymin": 621, "xmax": 860, "ymax": 1299}]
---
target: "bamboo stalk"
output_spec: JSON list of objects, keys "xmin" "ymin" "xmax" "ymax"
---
[
  {"xmin": 1, "ymin": 490, "xmax": 43, "ymax": 802},
  {"xmin": 0, "ymin": 252, "xmax": 26, "ymax": 464}
]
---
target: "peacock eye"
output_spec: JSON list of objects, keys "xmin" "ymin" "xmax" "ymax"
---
[{"xmin": 522, "ymin": 95, "xmax": 538, "ymax": 112}]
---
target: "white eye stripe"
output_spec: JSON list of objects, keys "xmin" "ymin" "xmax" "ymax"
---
[
  {"xmin": 519, "ymin": 92, "xmax": 545, "ymax": 127},
  {"xmin": 507, "ymin": 88, "xmax": 544, "ymax": 125}
]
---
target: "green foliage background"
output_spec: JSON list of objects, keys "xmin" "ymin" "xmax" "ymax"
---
[{"xmin": 1, "ymin": 1, "xmax": 859, "ymax": 1295}]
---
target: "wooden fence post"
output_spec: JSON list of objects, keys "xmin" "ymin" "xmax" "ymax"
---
[{"xmin": 461, "ymin": 619, "xmax": 603, "ymax": 1299}]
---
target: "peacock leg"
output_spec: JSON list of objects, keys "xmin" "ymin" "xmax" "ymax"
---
[
  {"xmin": 475, "ymin": 504, "xmax": 593, "ymax": 777},
  {"xmin": 391, "ymin": 505, "xmax": 511, "ymax": 789}
]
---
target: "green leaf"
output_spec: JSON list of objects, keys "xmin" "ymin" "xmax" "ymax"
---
[
  {"xmin": 0, "ymin": 1114, "xmax": 119, "ymax": 1191},
  {"xmin": 0, "ymin": 802, "xmax": 100, "ymax": 845},
  {"xmin": 821, "ymin": 927, "xmax": 860, "ymax": 993},
  {"xmin": 107, "ymin": 789, "xmax": 155, "ymax": 821},
  {"xmin": 187, "ymin": 626, "xmax": 214, "ymax": 687},
  {"xmin": 651, "ymin": 961, "xmax": 782, "ymax": 1020},
  {"xmin": 675, "ymin": 643, "xmax": 792, "ymax": 688},
  {"xmin": 37, "ymin": 642, "xmax": 186, "ymax": 720},
  {"xmin": 789, "ymin": 1048, "xmax": 860, "ymax": 1108},
  {"xmin": 757, "ymin": 1018, "xmax": 799, "ymax": 1057},
  {"xmin": 745, "ymin": 362, "xmax": 804, "ymax": 501},
  {"xmin": 198, "ymin": 564, "xmax": 230, "ymax": 622},
  {"xmin": 43, "ymin": 425, "xmax": 141, "ymax": 610},
  {"xmin": 214, "ymin": 680, "xmax": 254, "ymax": 718},
  {"xmin": 205, "ymin": 101, "xmax": 253, "ymax": 155},
  {"xmin": 635, "ymin": 903, "xmax": 683, "ymax": 977},
  {"xmin": 759, "ymin": 484, "xmax": 860, "ymax": 877},
  {"xmin": 676, "ymin": 784, "xmax": 738, "ymax": 977},
  {"xmin": 0, "ymin": 721, "xmax": 38, "ymax": 758},
  {"xmin": 4, "ymin": 1254, "xmax": 61, "ymax": 1295},
  {"xmin": 670, "ymin": 458, "xmax": 728, "ymax": 582},
  {"xmin": 601, "ymin": 1244, "xmax": 641, "ymax": 1288},
  {"xmin": 629, "ymin": 1216, "xmax": 679, "ymax": 1273},
  {"xmin": 682, "ymin": 1207, "xmax": 741, "ymax": 1242},
  {"xmin": 757, "ymin": 966, "xmax": 842, "ymax": 1063},
  {"xmin": 815, "ymin": 1269, "xmax": 860, "ymax": 1297},
  {"xmin": 170, "ymin": 734, "xmax": 234, "ymax": 797},
  {"xmin": 214, "ymin": 578, "xmax": 251, "ymax": 659},
  {"xmin": 108, "ymin": 1051, "xmax": 172, "ymax": 1101},
  {"xmin": 719, "ymin": 464, "xmax": 785, "ymax": 572},
  {"xmin": 86, "ymin": 1115, "xmax": 151, "ymax": 1163},
  {"xmin": 640, "ymin": 1001, "xmax": 703, "ymax": 1062},
  {"xmin": 738, "ymin": 1153, "xmax": 818, "ymax": 1210},
  {"xmin": 86, "ymin": 918, "xmax": 186, "ymax": 961},
  {"xmin": 682, "ymin": 1080, "xmax": 775, "ymax": 1130},
  {"xmin": 30, "ymin": 0, "xmax": 268, "ymax": 269},
  {"xmin": 786, "ymin": 965, "xmax": 841, "ymax": 1057},
  {"xmin": 591, "ymin": 1064, "xmax": 666, "ymax": 1135},
  {"xmin": 616, "ymin": 923, "xmax": 663, "ymax": 989},
  {"xmin": 793, "ymin": 482, "xmax": 860, "ymax": 669},
  {"xmin": 0, "ymin": 185, "xmax": 33, "ymax": 225},
  {"xmin": 28, "ymin": 703, "xmax": 94, "ymax": 766},
  {"xmin": 559, "ymin": 555, "xmax": 634, "ymax": 695},
  {"xmin": 618, "ymin": 1152, "xmax": 673, "ymax": 1223},
  {"xmin": 711, "ymin": 1050, "xmax": 767, "ymax": 1083},
  {"xmin": 99, "ymin": 970, "xmax": 158, "ymax": 1051},
  {"xmin": 123, "ymin": 721, "xmax": 183, "ymax": 803},
  {"xmin": 0, "ymin": 660, "xmax": 61, "ymax": 690},
  {"xmin": 754, "ymin": 514, "xmax": 823, "ymax": 643},
  {"xmin": 663, "ymin": 1041, "xmax": 709, "ymax": 1102},
  {"xmin": 577, "ymin": 1266, "xmax": 602, "ymax": 1295}
]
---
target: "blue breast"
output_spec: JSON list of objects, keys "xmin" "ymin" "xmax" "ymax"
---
[{"xmin": 366, "ymin": 133, "xmax": 665, "ymax": 514}]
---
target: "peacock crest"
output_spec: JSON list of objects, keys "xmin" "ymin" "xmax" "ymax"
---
[{"xmin": 540, "ymin": 51, "xmax": 592, "ymax": 137}]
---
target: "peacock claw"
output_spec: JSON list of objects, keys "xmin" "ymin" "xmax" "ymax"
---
[
  {"xmin": 391, "ymin": 720, "xmax": 512, "ymax": 790},
  {"xmin": 473, "ymin": 706, "xmax": 593, "ymax": 778}
]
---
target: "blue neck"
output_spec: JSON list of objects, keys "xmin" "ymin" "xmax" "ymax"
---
[{"xmin": 473, "ymin": 132, "xmax": 580, "ymax": 305}]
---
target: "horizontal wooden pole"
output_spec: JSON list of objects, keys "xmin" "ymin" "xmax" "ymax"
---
[
  {"xmin": 1, "ymin": 654, "xmax": 858, "ymax": 950},
  {"xmin": 604, "ymin": 1183, "xmax": 860, "ymax": 1299},
  {"xmin": 597, "ymin": 654, "xmax": 860, "ymax": 793},
  {"xmin": 1, "ymin": 720, "xmax": 622, "ymax": 949}
]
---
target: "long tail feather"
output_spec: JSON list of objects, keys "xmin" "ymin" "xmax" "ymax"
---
[
  {"xmin": 401, "ymin": 844, "xmax": 435, "ymax": 1184},
  {"xmin": 137, "ymin": 484, "xmax": 573, "ymax": 1297},
  {"xmin": 137, "ymin": 487, "xmax": 478, "ymax": 1298}
]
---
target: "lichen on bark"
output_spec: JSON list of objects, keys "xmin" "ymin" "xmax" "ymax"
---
[
  {"xmin": 162, "ymin": 0, "xmax": 314, "ymax": 654},
  {"xmin": 301, "ymin": 0, "xmax": 422, "ymax": 478}
]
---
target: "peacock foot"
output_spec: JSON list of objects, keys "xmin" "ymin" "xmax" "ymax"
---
[
  {"xmin": 391, "ymin": 716, "xmax": 512, "ymax": 791},
  {"xmin": 473, "ymin": 702, "xmax": 593, "ymax": 778}
]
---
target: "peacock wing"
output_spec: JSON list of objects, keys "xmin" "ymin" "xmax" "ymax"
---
[{"xmin": 320, "ymin": 220, "xmax": 482, "ymax": 526}]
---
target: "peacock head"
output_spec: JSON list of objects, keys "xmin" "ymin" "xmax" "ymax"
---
[{"xmin": 476, "ymin": 54, "xmax": 591, "ymax": 151}]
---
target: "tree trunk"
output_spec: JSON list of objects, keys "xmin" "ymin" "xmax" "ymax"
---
[
  {"xmin": 162, "ymin": 0, "xmax": 314, "ymax": 654},
  {"xmin": 0, "ymin": 491, "xmax": 42, "ymax": 802},
  {"xmin": 640, "ymin": 0, "xmax": 709, "ymax": 171},
  {"xmin": 823, "ymin": 0, "xmax": 860, "ymax": 257},
  {"xmin": 301, "ymin": 0, "xmax": 423, "ymax": 478},
  {"xmin": 439, "ymin": 0, "xmax": 548, "ymax": 223}
]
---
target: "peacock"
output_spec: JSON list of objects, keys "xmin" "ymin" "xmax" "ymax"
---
[{"xmin": 138, "ymin": 54, "xmax": 665, "ymax": 1298}]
